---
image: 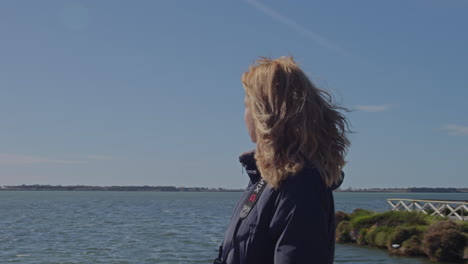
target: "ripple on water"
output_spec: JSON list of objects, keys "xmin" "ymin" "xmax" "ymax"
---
[{"xmin": 0, "ymin": 191, "xmax": 457, "ymax": 264}]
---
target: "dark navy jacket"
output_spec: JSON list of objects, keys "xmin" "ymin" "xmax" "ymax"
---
[{"xmin": 218, "ymin": 151, "xmax": 343, "ymax": 264}]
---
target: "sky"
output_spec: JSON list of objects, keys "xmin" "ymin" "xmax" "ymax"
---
[{"xmin": 1, "ymin": 0, "xmax": 467, "ymax": 189}]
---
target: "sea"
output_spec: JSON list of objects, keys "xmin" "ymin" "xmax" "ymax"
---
[{"xmin": 1, "ymin": 191, "xmax": 467, "ymax": 264}]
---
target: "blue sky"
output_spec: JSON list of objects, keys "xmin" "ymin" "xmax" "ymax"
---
[{"xmin": 1, "ymin": 0, "xmax": 467, "ymax": 189}]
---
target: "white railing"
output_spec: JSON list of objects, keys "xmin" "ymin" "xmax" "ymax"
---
[{"xmin": 387, "ymin": 198, "xmax": 468, "ymax": 221}]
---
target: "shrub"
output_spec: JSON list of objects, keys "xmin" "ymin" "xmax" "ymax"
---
[
  {"xmin": 335, "ymin": 211, "xmax": 350, "ymax": 228},
  {"xmin": 387, "ymin": 226, "xmax": 425, "ymax": 256},
  {"xmin": 422, "ymin": 220, "xmax": 467, "ymax": 262},
  {"xmin": 357, "ymin": 228, "xmax": 368, "ymax": 246},
  {"xmin": 460, "ymin": 221, "xmax": 468, "ymax": 233},
  {"xmin": 387, "ymin": 226, "xmax": 424, "ymax": 247},
  {"xmin": 400, "ymin": 235, "xmax": 424, "ymax": 256},
  {"xmin": 335, "ymin": 209, "xmax": 468, "ymax": 262},
  {"xmin": 374, "ymin": 227, "xmax": 394, "ymax": 248},
  {"xmin": 365, "ymin": 226, "xmax": 394, "ymax": 248},
  {"xmin": 350, "ymin": 208, "xmax": 373, "ymax": 218},
  {"xmin": 336, "ymin": 221, "xmax": 353, "ymax": 243},
  {"xmin": 364, "ymin": 225, "xmax": 377, "ymax": 245},
  {"xmin": 352, "ymin": 211, "xmax": 431, "ymax": 230},
  {"xmin": 351, "ymin": 213, "xmax": 381, "ymax": 230}
]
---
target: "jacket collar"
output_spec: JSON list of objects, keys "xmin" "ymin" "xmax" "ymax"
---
[
  {"xmin": 330, "ymin": 171, "xmax": 345, "ymax": 190},
  {"xmin": 239, "ymin": 150, "xmax": 261, "ymax": 183},
  {"xmin": 238, "ymin": 150, "xmax": 345, "ymax": 190}
]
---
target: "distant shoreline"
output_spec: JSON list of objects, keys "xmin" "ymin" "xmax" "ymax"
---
[
  {"xmin": 1, "ymin": 185, "xmax": 467, "ymax": 193},
  {"xmin": 0, "ymin": 184, "xmax": 244, "ymax": 192},
  {"xmin": 335, "ymin": 187, "xmax": 468, "ymax": 193}
]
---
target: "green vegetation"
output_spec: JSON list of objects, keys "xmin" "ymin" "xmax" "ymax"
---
[
  {"xmin": 336, "ymin": 209, "xmax": 467, "ymax": 263},
  {"xmin": 422, "ymin": 220, "xmax": 467, "ymax": 262}
]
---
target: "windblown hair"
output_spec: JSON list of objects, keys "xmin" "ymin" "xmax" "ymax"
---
[{"xmin": 242, "ymin": 56, "xmax": 351, "ymax": 189}]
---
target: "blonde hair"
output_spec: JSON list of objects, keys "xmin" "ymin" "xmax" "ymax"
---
[{"xmin": 241, "ymin": 56, "xmax": 351, "ymax": 189}]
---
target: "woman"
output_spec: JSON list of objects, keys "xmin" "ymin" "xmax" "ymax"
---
[{"xmin": 215, "ymin": 57, "xmax": 350, "ymax": 264}]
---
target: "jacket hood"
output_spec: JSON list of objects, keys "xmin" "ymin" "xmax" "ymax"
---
[
  {"xmin": 239, "ymin": 149, "xmax": 345, "ymax": 190},
  {"xmin": 330, "ymin": 171, "xmax": 345, "ymax": 191},
  {"xmin": 239, "ymin": 150, "xmax": 261, "ymax": 183}
]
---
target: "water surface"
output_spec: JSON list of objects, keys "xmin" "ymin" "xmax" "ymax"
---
[{"xmin": 1, "ymin": 191, "xmax": 465, "ymax": 263}]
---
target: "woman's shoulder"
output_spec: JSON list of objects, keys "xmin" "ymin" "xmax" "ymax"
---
[
  {"xmin": 266, "ymin": 166, "xmax": 333, "ymax": 233},
  {"xmin": 283, "ymin": 166, "xmax": 325, "ymax": 189},
  {"xmin": 273, "ymin": 166, "xmax": 328, "ymax": 204}
]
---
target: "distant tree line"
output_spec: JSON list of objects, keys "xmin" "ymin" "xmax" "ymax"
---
[
  {"xmin": 407, "ymin": 187, "xmax": 461, "ymax": 193},
  {"xmin": 335, "ymin": 187, "xmax": 468, "ymax": 193},
  {"xmin": 2, "ymin": 185, "xmax": 467, "ymax": 193},
  {"xmin": 0, "ymin": 184, "xmax": 244, "ymax": 192}
]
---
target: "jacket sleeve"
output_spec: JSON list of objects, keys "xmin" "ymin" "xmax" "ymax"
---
[{"xmin": 270, "ymin": 184, "xmax": 332, "ymax": 264}]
